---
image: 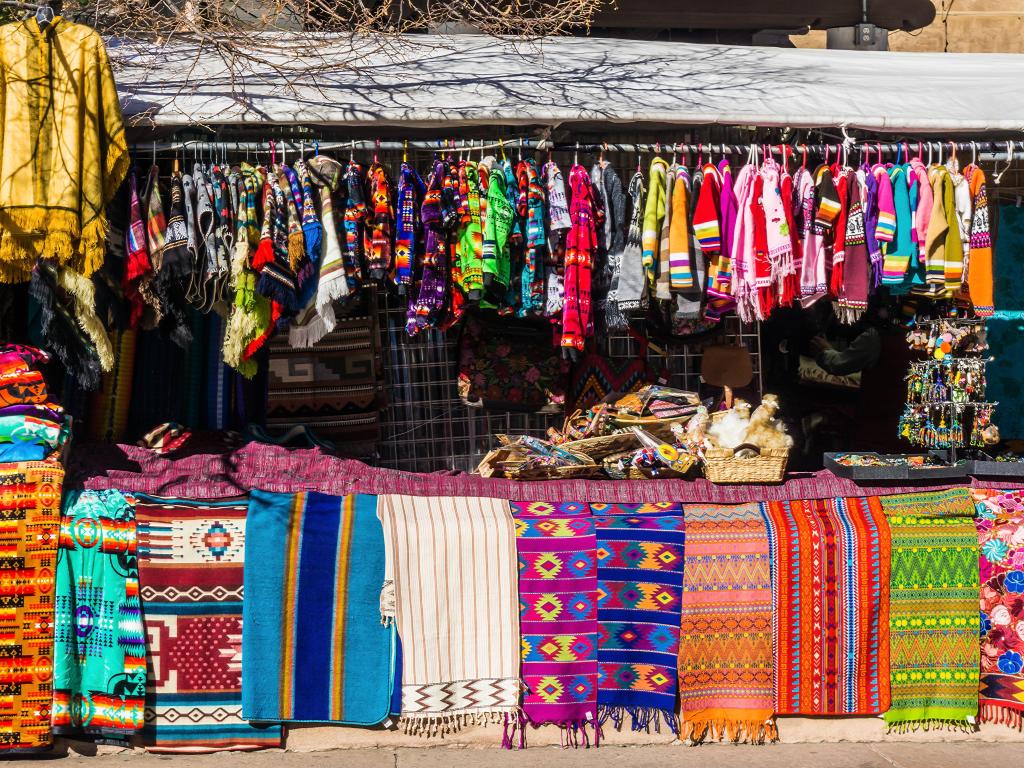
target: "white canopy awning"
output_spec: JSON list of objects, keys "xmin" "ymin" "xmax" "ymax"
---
[{"xmin": 111, "ymin": 34, "xmax": 1024, "ymax": 133}]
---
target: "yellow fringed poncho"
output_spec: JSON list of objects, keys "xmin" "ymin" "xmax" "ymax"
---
[{"xmin": 0, "ymin": 17, "xmax": 128, "ymax": 283}]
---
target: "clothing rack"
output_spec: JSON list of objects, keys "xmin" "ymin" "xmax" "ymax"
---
[{"xmin": 144, "ymin": 138, "xmax": 1024, "ymax": 164}]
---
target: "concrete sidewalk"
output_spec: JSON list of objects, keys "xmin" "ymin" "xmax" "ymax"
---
[{"xmin": 56, "ymin": 743, "xmax": 1024, "ymax": 766}]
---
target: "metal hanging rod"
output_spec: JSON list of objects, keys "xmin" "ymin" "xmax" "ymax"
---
[{"xmin": 142, "ymin": 138, "xmax": 1024, "ymax": 162}]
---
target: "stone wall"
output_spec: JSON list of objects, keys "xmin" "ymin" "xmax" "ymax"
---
[{"xmin": 792, "ymin": 1, "xmax": 1024, "ymax": 53}]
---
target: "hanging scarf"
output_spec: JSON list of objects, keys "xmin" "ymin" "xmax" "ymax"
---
[
  {"xmin": 641, "ymin": 157, "xmax": 669, "ymax": 288},
  {"xmin": 407, "ymin": 161, "xmax": 450, "ymax": 336},
  {"xmin": 394, "ymin": 162, "xmax": 425, "ymax": 294},
  {"xmin": 342, "ymin": 162, "xmax": 367, "ymax": 290},
  {"xmin": 760, "ymin": 160, "xmax": 791, "ymax": 317},
  {"xmin": 615, "ymin": 171, "xmax": 648, "ymax": 315},
  {"xmin": 965, "ymin": 164, "xmax": 993, "ymax": 316},
  {"xmin": 255, "ymin": 174, "xmax": 301, "ymax": 318},
  {"xmin": 123, "ymin": 167, "xmax": 151, "ymax": 327},
  {"xmin": 561, "ymin": 165, "xmax": 597, "ymax": 353},
  {"xmin": 307, "ymin": 155, "xmax": 350, "ymax": 317},
  {"xmin": 543, "ymin": 162, "xmax": 572, "ymax": 320},
  {"xmin": 141, "ymin": 167, "xmax": 191, "ymax": 347},
  {"xmin": 288, "ymin": 159, "xmax": 335, "ymax": 349},
  {"xmin": 279, "ymin": 164, "xmax": 306, "ymax": 271},
  {"xmin": 940, "ymin": 168, "xmax": 965, "ymax": 293},
  {"xmin": 224, "ymin": 165, "xmax": 272, "ymax": 376}
]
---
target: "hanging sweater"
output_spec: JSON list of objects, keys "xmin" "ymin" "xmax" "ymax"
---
[
  {"xmin": 668, "ymin": 168, "xmax": 693, "ymax": 290},
  {"xmin": 0, "ymin": 18, "xmax": 128, "ymax": 282},
  {"xmin": 642, "ymin": 157, "xmax": 669, "ymax": 288},
  {"xmin": 880, "ymin": 165, "xmax": 915, "ymax": 293},
  {"xmin": 616, "ymin": 171, "xmax": 648, "ymax": 314},
  {"xmin": 654, "ymin": 167, "xmax": 675, "ymax": 301},
  {"xmin": 561, "ymin": 166, "xmax": 597, "ymax": 352}
]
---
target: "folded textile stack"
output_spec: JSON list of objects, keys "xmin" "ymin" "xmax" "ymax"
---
[{"xmin": 0, "ymin": 344, "xmax": 68, "ymax": 462}]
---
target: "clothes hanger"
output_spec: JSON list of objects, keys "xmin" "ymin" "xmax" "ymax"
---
[
  {"xmin": 993, "ymin": 140, "xmax": 1014, "ymax": 185},
  {"xmin": 34, "ymin": 1, "xmax": 55, "ymax": 29}
]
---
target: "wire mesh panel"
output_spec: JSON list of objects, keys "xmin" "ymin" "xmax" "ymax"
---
[{"xmin": 374, "ymin": 289, "xmax": 762, "ymax": 473}]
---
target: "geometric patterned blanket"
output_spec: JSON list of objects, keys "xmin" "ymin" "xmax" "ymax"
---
[
  {"xmin": 594, "ymin": 511, "xmax": 684, "ymax": 734},
  {"xmin": 53, "ymin": 489, "xmax": 146, "ymax": 742},
  {"xmin": 511, "ymin": 501, "xmax": 598, "ymax": 747},
  {"xmin": 975, "ymin": 490, "xmax": 1024, "ymax": 729},
  {"xmin": 0, "ymin": 461, "xmax": 62, "ymax": 753},
  {"xmin": 134, "ymin": 495, "xmax": 282, "ymax": 752},
  {"xmin": 762, "ymin": 497, "xmax": 891, "ymax": 715},
  {"xmin": 678, "ymin": 503, "xmax": 775, "ymax": 744}
]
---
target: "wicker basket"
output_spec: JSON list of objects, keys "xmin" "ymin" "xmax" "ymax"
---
[
  {"xmin": 703, "ymin": 445, "xmax": 788, "ymax": 484},
  {"xmin": 560, "ymin": 432, "xmax": 639, "ymax": 460}
]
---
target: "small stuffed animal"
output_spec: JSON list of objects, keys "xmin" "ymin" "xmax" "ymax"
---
[
  {"xmin": 742, "ymin": 394, "xmax": 794, "ymax": 453},
  {"xmin": 708, "ymin": 401, "xmax": 752, "ymax": 451}
]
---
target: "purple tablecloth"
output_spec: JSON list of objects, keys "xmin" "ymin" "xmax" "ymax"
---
[{"xmin": 68, "ymin": 441, "xmax": 1024, "ymax": 503}]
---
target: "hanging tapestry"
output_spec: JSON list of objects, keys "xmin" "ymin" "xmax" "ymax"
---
[
  {"xmin": 593, "ymin": 512, "xmax": 684, "ymax": 733},
  {"xmin": 242, "ymin": 490, "xmax": 394, "ymax": 724},
  {"xmin": 378, "ymin": 495, "xmax": 520, "ymax": 733},
  {"xmin": 975, "ymin": 489, "xmax": 1024, "ymax": 728},
  {"xmin": 510, "ymin": 500, "xmax": 598, "ymax": 746},
  {"xmin": 266, "ymin": 302, "xmax": 382, "ymax": 457},
  {"xmin": 53, "ymin": 490, "xmax": 145, "ymax": 741},
  {"xmin": 0, "ymin": 461, "xmax": 61, "ymax": 753},
  {"xmin": 590, "ymin": 502, "xmax": 682, "ymax": 516},
  {"xmin": 881, "ymin": 490, "xmax": 979, "ymax": 731},
  {"xmin": 134, "ymin": 495, "xmax": 282, "ymax": 752},
  {"xmin": 679, "ymin": 503, "xmax": 775, "ymax": 744},
  {"xmin": 761, "ymin": 497, "xmax": 890, "ymax": 715}
]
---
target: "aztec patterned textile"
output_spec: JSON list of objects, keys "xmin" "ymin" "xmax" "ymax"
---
[
  {"xmin": 53, "ymin": 490, "xmax": 145, "ymax": 741},
  {"xmin": 379, "ymin": 495, "xmax": 520, "ymax": 733},
  {"xmin": 762, "ymin": 497, "xmax": 891, "ymax": 715},
  {"xmin": 267, "ymin": 309, "xmax": 382, "ymax": 458},
  {"xmin": 134, "ymin": 495, "xmax": 282, "ymax": 752},
  {"xmin": 243, "ymin": 491, "xmax": 394, "ymax": 724},
  {"xmin": 678, "ymin": 503, "xmax": 775, "ymax": 744},
  {"xmin": 593, "ymin": 507, "xmax": 684, "ymax": 733},
  {"xmin": 511, "ymin": 501, "xmax": 598, "ymax": 746},
  {"xmin": 881, "ymin": 490, "xmax": 980, "ymax": 731},
  {"xmin": 0, "ymin": 461, "xmax": 61, "ymax": 752},
  {"xmin": 975, "ymin": 489, "xmax": 1024, "ymax": 728}
]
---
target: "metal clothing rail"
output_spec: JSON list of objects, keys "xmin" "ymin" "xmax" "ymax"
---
[{"xmin": 144, "ymin": 137, "xmax": 1024, "ymax": 163}]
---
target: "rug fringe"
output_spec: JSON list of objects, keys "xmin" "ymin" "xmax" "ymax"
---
[
  {"xmin": 980, "ymin": 703, "xmax": 1024, "ymax": 730},
  {"xmin": 401, "ymin": 709, "xmax": 516, "ymax": 737},
  {"xmin": 597, "ymin": 705, "xmax": 677, "ymax": 735},
  {"xmin": 681, "ymin": 716, "xmax": 778, "ymax": 745},
  {"xmin": 885, "ymin": 718, "xmax": 976, "ymax": 734}
]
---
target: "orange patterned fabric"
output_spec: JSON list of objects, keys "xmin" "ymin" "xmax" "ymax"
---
[
  {"xmin": 678, "ymin": 503, "xmax": 775, "ymax": 743},
  {"xmin": 0, "ymin": 461, "xmax": 62, "ymax": 752}
]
